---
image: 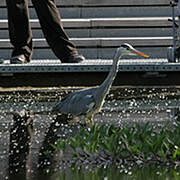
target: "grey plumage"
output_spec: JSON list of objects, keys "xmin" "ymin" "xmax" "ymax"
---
[{"xmin": 53, "ymin": 43, "xmax": 149, "ymax": 124}]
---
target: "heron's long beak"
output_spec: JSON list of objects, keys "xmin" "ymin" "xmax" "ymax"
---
[{"xmin": 131, "ymin": 48, "xmax": 149, "ymax": 58}]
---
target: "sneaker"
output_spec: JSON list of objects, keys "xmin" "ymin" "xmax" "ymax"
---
[
  {"xmin": 10, "ymin": 54, "xmax": 28, "ymax": 64},
  {"xmin": 64, "ymin": 54, "xmax": 85, "ymax": 63}
]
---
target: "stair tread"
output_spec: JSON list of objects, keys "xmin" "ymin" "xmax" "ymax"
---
[
  {"xmin": 0, "ymin": 0, "xmax": 170, "ymax": 7},
  {"xmin": 0, "ymin": 17, "xmax": 173, "ymax": 28}
]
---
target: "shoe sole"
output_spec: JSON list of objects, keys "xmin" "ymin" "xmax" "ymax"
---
[{"xmin": 10, "ymin": 58, "xmax": 28, "ymax": 64}]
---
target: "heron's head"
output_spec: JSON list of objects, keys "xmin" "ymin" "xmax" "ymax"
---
[{"xmin": 118, "ymin": 43, "xmax": 149, "ymax": 58}]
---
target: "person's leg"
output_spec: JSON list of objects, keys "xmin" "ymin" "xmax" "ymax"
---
[
  {"xmin": 31, "ymin": 0, "xmax": 84, "ymax": 63},
  {"xmin": 6, "ymin": 0, "xmax": 33, "ymax": 62}
]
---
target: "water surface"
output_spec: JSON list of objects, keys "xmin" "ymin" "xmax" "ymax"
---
[{"xmin": 0, "ymin": 87, "xmax": 180, "ymax": 179}]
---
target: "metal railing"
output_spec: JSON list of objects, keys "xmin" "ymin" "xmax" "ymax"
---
[{"xmin": 168, "ymin": 0, "xmax": 180, "ymax": 62}]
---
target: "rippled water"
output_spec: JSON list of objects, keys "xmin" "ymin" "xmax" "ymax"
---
[{"xmin": 0, "ymin": 87, "xmax": 180, "ymax": 179}]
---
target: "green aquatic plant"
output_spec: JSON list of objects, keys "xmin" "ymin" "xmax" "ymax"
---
[
  {"xmin": 53, "ymin": 122, "xmax": 180, "ymax": 166},
  {"xmin": 52, "ymin": 165, "xmax": 180, "ymax": 180}
]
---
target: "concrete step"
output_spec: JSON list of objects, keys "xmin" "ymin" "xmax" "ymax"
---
[
  {"xmin": 0, "ymin": 37, "xmax": 172, "ymax": 59},
  {"xmin": 0, "ymin": 47, "xmax": 168, "ymax": 60},
  {"xmin": 0, "ymin": 5, "xmax": 175, "ymax": 19},
  {"xmin": 0, "ymin": 17, "xmax": 173, "ymax": 29},
  {"xmin": 0, "ymin": 27, "xmax": 172, "ymax": 39},
  {"xmin": 0, "ymin": 1, "xmax": 173, "ymax": 61},
  {"xmin": 0, "ymin": 37, "xmax": 172, "ymax": 48},
  {"xmin": 0, "ymin": 17, "xmax": 173, "ymax": 38},
  {"xmin": 0, "ymin": 0, "xmax": 170, "ymax": 7}
]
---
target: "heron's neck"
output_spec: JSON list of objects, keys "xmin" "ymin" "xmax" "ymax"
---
[{"xmin": 97, "ymin": 50, "xmax": 122, "ymax": 99}]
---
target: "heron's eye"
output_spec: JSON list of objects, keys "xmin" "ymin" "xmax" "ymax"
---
[{"xmin": 125, "ymin": 46, "xmax": 131, "ymax": 51}]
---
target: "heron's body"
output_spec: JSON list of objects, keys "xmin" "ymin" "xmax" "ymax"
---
[
  {"xmin": 53, "ymin": 86, "xmax": 106, "ymax": 123},
  {"xmin": 53, "ymin": 43, "xmax": 149, "ymax": 124}
]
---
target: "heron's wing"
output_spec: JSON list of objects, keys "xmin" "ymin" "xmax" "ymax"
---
[
  {"xmin": 75, "ymin": 94, "xmax": 96, "ymax": 115},
  {"xmin": 53, "ymin": 91, "xmax": 96, "ymax": 115}
]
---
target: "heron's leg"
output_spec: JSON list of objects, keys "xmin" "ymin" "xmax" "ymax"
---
[
  {"xmin": 90, "ymin": 116, "xmax": 94, "ymax": 125},
  {"xmin": 86, "ymin": 115, "xmax": 94, "ymax": 126},
  {"xmin": 68, "ymin": 115, "xmax": 79, "ymax": 125},
  {"xmin": 78, "ymin": 115, "xmax": 86, "ymax": 125}
]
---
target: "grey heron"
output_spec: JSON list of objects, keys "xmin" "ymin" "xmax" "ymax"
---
[{"xmin": 53, "ymin": 43, "xmax": 149, "ymax": 124}]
